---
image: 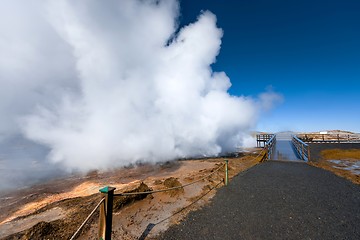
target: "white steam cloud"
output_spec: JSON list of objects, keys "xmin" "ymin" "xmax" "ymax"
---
[{"xmin": 0, "ymin": 0, "xmax": 281, "ymax": 173}]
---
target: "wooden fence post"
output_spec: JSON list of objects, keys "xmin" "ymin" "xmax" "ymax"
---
[
  {"xmin": 99, "ymin": 186, "xmax": 116, "ymax": 240},
  {"xmin": 224, "ymin": 160, "xmax": 229, "ymax": 186}
]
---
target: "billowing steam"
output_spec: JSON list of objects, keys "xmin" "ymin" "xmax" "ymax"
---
[{"xmin": 0, "ymin": 0, "xmax": 281, "ymax": 176}]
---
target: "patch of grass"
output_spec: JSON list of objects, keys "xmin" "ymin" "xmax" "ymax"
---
[{"xmin": 321, "ymin": 149, "xmax": 360, "ymax": 160}]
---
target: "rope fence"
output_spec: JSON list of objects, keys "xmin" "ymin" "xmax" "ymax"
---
[
  {"xmin": 70, "ymin": 198, "xmax": 105, "ymax": 240},
  {"xmin": 114, "ymin": 162, "xmax": 225, "ymax": 197},
  {"xmin": 138, "ymin": 179, "xmax": 224, "ymax": 240},
  {"xmin": 70, "ymin": 148, "xmax": 268, "ymax": 240}
]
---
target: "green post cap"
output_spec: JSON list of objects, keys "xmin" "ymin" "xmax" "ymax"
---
[{"xmin": 99, "ymin": 186, "xmax": 116, "ymax": 193}]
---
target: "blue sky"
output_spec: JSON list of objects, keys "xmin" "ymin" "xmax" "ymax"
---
[{"xmin": 180, "ymin": 0, "xmax": 360, "ymax": 133}]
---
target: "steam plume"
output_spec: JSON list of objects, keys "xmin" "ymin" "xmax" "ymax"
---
[{"xmin": 0, "ymin": 0, "xmax": 281, "ymax": 174}]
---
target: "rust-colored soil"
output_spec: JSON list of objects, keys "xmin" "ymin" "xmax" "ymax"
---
[{"xmin": 0, "ymin": 150, "xmax": 263, "ymax": 240}]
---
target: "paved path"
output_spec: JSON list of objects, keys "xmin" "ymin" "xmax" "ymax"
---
[{"xmin": 159, "ymin": 161, "xmax": 360, "ymax": 239}]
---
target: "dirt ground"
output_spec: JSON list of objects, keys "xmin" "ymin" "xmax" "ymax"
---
[
  {"xmin": 309, "ymin": 149, "xmax": 360, "ymax": 185},
  {"xmin": 0, "ymin": 149, "xmax": 264, "ymax": 240}
]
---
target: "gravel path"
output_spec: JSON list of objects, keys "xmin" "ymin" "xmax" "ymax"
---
[{"xmin": 158, "ymin": 161, "xmax": 360, "ymax": 240}]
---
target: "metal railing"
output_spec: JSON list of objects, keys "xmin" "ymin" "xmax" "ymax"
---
[
  {"xmin": 292, "ymin": 135, "xmax": 310, "ymax": 161},
  {"xmin": 256, "ymin": 134, "xmax": 274, "ymax": 147},
  {"xmin": 257, "ymin": 134, "xmax": 276, "ymax": 161},
  {"xmin": 265, "ymin": 134, "xmax": 276, "ymax": 160},
  {"xmin": 297, "ymin": 133, "xmax": 360, "ymax": 143}
]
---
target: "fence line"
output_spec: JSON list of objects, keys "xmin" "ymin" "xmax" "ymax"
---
[
  {"xmin": 138, "ymin": 179, "xmax": 224, "ymax": 240},
  {"xmin": 70, "ymin": 148, "xmax": 268, "ymax": 239},
  {"xmin": 297, "ymin": 133, "xmax": 360, "ymax": 143},
  {"xmin": 159, "ymin": 179, "xmax": 223, "ymax": 225},
  {"xmin": 70, "ymin": 198, "xmax": 105, "ymax": 240},
  {"xmin": 114, "ymin": 163, "xmax": 225, "ymax": 197}
]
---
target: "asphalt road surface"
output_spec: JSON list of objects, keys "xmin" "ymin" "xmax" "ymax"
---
[{"xmin": 158, "ymin": 161, "xmax": 360, "ymax": 240}]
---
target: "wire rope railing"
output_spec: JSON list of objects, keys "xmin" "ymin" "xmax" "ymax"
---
[
  {"xmin": 114, "ymin": 162, "xmax": 225, "ymax": 197},
  {"xmin": 70, "ymin": 148, "xmax": 268, "ymax": 240},
  {"xmin": 70, "ymin": 198, "xmax": 105, "ymax": 240}
]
